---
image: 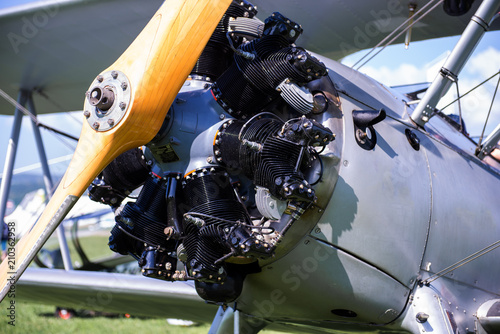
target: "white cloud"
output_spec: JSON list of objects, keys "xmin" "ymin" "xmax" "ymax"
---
[
  {"xmin": 360, "ymin": 63, "xmax": 426, "ymax": 86},
  {"xmin": 467, "ymin": 47, "xmax": 500, "ymax": 79}
]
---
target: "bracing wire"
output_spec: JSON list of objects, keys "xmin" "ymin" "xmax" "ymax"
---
[
  {"xmin": 440, "ymin": 71, "xmax": 500, "ymax": 111},
  {"xmin": 0, "ymin": 87, "xmax": 79, "ymax": 142},
  {"xmin": 424, "ymin": 240, "xmax": 500, "ymax": 285},
  {"xmin": 352, "ymin": 0, "xmax": 444, "ymax": 70},
  {"xmin": 477, "ymin": 72, "xmax": 500, "ymax": 148}
]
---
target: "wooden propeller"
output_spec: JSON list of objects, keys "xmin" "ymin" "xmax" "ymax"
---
[{"xmin": 0, "ymin": 0, "xmax": 231, "ymax": 300}]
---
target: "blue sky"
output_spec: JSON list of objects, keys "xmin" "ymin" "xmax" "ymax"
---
[
  {"xmin": 0, "ymin": 111, "xmax": 81, "ymax": 177},
  {"xmin": 0, "ymin": 1, "xmax": 499, "ymax": 180},
  {"xmin": 0, "ymin": 0, "xmax": 36, "ymax": 8}
]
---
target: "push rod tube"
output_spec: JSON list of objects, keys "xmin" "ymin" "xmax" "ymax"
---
[{"xmin": 411, "ymin": 0, "xmax": 500, "ymax": 127}]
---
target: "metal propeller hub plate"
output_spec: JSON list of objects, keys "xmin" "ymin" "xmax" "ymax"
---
[{"xmin": 84, "ymin": 70, "xmax": 131, "ymax": 132}]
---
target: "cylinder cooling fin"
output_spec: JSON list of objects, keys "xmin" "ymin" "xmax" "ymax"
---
[
  {"xmin": 214, "ymin": 114, "xmax": 334, "ymax": 203},
  {"xmin": 190, "ymin": 0, "xmax": 260, "ymax": 81},
  {"xmin": 117, "ymin": 175, "xmax": 168, "ymax": 247},
  {"xmin": 107, "ymin": 172, "xmax": 182, "ymax": 280},
  {"xmin": 180, "ymin": 167, "xmax": 274, "ymax": 283},
  {"xmin": 213, "ymin": 45, "xmax": 327, "ymax": 118},
  {"xmin": 88, "ymin": 148, "xmax": 149, "ymax": 208},
  {"xmin": 212, "ymin": 11, "xmax": 328, "ymax": 118}
]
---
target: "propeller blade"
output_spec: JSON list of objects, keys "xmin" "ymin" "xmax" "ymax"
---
[{"xmin": 0, "ymin": 0, "xmax": 231, "ymax": 300}]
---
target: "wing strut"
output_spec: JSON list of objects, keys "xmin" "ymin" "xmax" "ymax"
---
[
  {"xmin": 26, "ymin": 93, "xmax": 73, "ymax": 270},
  {"xmin": 411, "ymin": 0, "xmax": 500, "ymax": 127},
  {"xmin": 0, "ymin": 90, "xmax": 73, "ymax": 270},
  {"xmin": 0, "ymin": 91, "xmax": 27, "ymax": 227}
]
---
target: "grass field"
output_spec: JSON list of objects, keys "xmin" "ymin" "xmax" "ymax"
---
[
  {"xmin": 0, "ymin": 301, "xmax": 289, "ymax": 334},
  {"xmin": 0, "ymin": 301, "xmax": 214, "ymax": 333},
  {"xmin": 43, "ymin": 234, "xmax": 115, "ymax": 268}
]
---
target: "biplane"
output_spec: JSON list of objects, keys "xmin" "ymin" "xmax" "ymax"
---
[{"xmin": 0, "ymin": 0, "xmax": 499, "ymax": 333}]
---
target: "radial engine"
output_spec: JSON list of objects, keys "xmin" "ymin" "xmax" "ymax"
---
[{"xmin": 88, "ymin": 0, "xmax": 339, "ymax": 303}]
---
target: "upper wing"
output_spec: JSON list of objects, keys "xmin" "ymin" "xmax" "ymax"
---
[
  {"xmin": 1, "ymin": 0, "xmax": 498, "ymax": 116},
  {"xmin": 17, "ymin": 268, "xmax": 218, "ymax": 322},
  {"xmin": 252, "ymin": 0, "xmax": 500, "ymax": 59},
  {"xmin": 0, "ymin": 0, "xmax": 163, "ymax": 115}
]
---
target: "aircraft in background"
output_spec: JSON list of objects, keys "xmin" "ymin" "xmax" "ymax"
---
[{"xmin": 0, "ymin": 0, "xmax": 499, "ymax": 333}]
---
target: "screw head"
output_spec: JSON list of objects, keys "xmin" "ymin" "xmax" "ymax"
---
[
  {"xmin": 111, "ymin": 71, "xmax": 118, "ymax": 79},
  {"xmin": 96, "ymin": 75, "xmax": 103, "ymax": 82},
  {"xmin": 92, "ymin": 122, "xmax": 100, "ymax": 130},
  {"xmin": 121, "ymin": 81, "xmax": 128, "ymax": 90},
  {"xmin": 83, "ymin": 110, "xmax": 90, "ymax": 118},
  {"xmin": 119, "ymin": 102, "xmax": 126, "ymax": 110},
  {"xmin": 107, "ymin": 119, "xmax": 115, "ymax": 126}
]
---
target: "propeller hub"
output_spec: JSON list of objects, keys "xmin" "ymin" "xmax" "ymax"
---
[
  {"xmin": 84, "ymin": 70, "xmax": 131, "ymax": 132},
  {"xmin": 89, "ymin": 86, "xmax": 115, "ymax": 112}
]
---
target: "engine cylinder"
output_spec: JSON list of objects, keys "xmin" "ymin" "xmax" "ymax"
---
[
  {"xmin": 109, "ymin": 173, "xmax": 169, "ymax": 256},
  {"xmin": 191, "ymin": 0, "xmax": 259, "ymax": 81},
  {"xmin": 88, "ymin": 148, "xmax": 149, "ymax": 207},
  {"xmin": 212, "ymin": 13, "xmax": 327, "ymax": 118},
  {"xmin": 181, "ymin": 167, "xmax": 251, "ymax": 282}
]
